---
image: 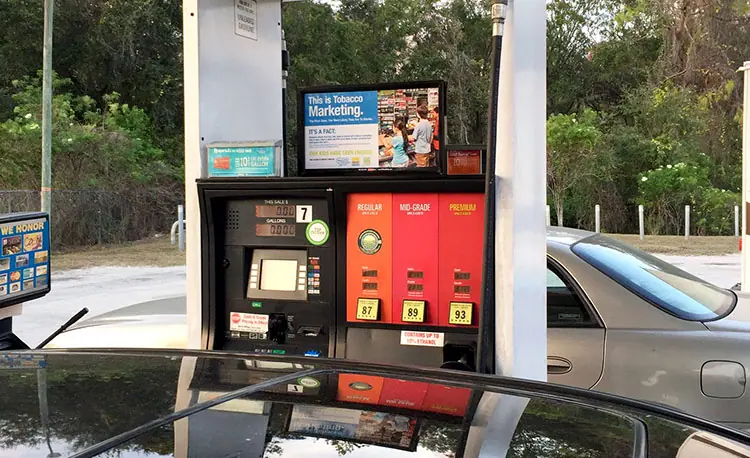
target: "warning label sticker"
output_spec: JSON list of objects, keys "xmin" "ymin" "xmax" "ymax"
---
[
  {"xmin": 229, "ymin": 312, "xmax": 269, "ymax": 333},
  {"xmin": 400, "ymin": 331, "xmax": 445, "ymax": 347}
]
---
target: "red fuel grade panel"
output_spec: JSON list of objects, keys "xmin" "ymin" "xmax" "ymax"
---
[
  {"xmin": 438, "ymin": 194, "xmax": 485, "ymax": 327},
  {"xmin": 346, "ymin": 194, "xmax": 393, "ymax": 323},
  {"xmin": 392, "ymin": 193, "xmax": 439, "ymax": 325}
]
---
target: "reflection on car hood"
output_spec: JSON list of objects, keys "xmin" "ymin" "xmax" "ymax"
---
[
  {"xmin": 705, "ymin": 291, "xmax": 750, "ymax": 332},
  {"xmin": 0, "ymin": 349, "xmax": 748, "ymax": 458},
  {"xmin": 66, "ymin": 296, "xmax": 186, "ymax": 331}
]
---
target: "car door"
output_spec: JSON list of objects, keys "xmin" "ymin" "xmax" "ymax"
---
[{"xmin": 547, "ymin": 260, "xmax": 605, "ymax": 389}]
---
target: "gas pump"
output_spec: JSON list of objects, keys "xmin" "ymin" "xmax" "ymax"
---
[
  {"xmin": 184, "ymin": 0, "xmax": 547, "ymax": 380},
  {"xmin": 197, "ymin": 77, "xmax": 494, "ymax": 368}
]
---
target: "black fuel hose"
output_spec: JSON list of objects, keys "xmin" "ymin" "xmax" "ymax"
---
[{"xmin": 477, "ymin": 0, "xmax": 507, "ymax": 375}]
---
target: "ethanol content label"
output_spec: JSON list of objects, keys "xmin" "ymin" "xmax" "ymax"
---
[{"xmin": 400, "ymin": 331, "xmax": 444, "ymax": 347}]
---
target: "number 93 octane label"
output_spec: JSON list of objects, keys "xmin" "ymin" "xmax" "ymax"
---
[{"xmin": 449, "ymin": 302, "xmax": 473, "ymax": 325}]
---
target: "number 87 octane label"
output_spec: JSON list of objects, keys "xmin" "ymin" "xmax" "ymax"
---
[{"xmin": 449, "ymin": 302, "xmax": 473, "ymax": 325}]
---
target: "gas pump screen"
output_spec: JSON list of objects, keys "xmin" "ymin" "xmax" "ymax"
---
[
  {"xmin": 260, "ymin": 260, "xmax": 298, "ymax": 291},
  {"xmin": 300, "ymin": 81, "xmax": 445, "ymax": 173}
]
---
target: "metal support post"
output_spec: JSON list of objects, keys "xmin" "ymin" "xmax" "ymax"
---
[
  {"xmin": 178, "ymin": 204, "xmax": 185, "ymax": 252},
  {"xmin": 41, "ymin": 0, "xmax": 54, "ymax": 217},
  {"xmin": 595, "ymin": 204, "xmax": 600, "ymax": 233},
  {"xmin": 638, "ymin": 205, "xmax": 644, "ymax": 240},
  {"xmin": 735, "ymin": 205, "xmax": 740, "ymax": 237},
  {"xmin": 545, "ymin": 205, "xmax": 550, "ymax": 226},
  {"xmin": 741, "ymin": 61, "xmax": 750, "ymax": 292},
  {"xmin": 491, "ymin": 0, "xmax": 546, "ymax": 380},
  {"xmin": 684, "ymin": 205, "xmax": 690, "ymax": 239}
]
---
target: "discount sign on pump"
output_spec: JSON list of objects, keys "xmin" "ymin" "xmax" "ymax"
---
[{"xmin": 304, "ymin": 91, "xmax": 380, "ymax": 169}]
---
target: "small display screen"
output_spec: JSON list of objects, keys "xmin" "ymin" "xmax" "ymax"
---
[
  {"xmin": 454, "ymin": 272, "xmax": 470, "ymax": 280},
  {"xmin": 454, "ymin": 285, "xmax": 471, "ymax": 294},
  {"xmin": 407, "ymin": 284, "xmax": 424, "ymax": 292},
  {"xmin": 256, "ymin": 223, "xmax": 296, "ymax": 237},
  {"xmin": 256, "ymin": 205, "xmax": 296, "ymax": 218},
  {"xmin": 362, "ymin": 282, "xmax": 378, "ymax": 291},
  {"xmin": 406, "ymin": 271, "xmax": 423, "ymax": 279},
  {"xmin": 362, "ymin": 270, "xmax": 378, "ymax": 277},
  {"xmin": 260, "ymin": 260, "xmax": 298, "ymax": 291}
]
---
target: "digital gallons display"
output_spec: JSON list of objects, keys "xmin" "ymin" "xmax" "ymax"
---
[
  {"xmin": 301, "ymin": 81, "xmax": 444, "ymax": 172},
  {"xmin": 0, "ymin": 216, "xmax": 50, "ymax": 304}
]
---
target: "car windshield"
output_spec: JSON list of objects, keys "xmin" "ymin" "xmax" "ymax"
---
[{"xmin": 571, "ymin": 234, "xmax": 736, "ymax": 321}]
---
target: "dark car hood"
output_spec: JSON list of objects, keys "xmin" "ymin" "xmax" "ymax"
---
[{"xmin": 0, "ymin": 349, "xmax": 748, "ymax": 458}]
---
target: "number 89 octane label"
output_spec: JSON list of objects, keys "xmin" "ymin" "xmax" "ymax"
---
[
  {"xmin": 401, "ymin": 300, "xmax": 425, "ymax": 323},
  {"xmin": 449, "ymin": 302, "xmax": 473, "ymax": 325}
]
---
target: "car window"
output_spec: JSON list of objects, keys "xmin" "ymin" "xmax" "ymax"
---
[
  {"xmin": 547, "ymin": 265, "xmax": 597, "ymax": 327},
  {"xmin": 571, "ymin": 234, "xmax": 736, "ymax": 321}
]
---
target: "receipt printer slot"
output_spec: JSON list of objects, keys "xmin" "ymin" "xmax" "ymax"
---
[{"xmin": 298, "ymin": 326, "xmax": 323, "ymax": 337}]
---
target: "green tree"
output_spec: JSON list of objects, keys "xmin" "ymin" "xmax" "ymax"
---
[{"xmin": 547, "ymin": 109, "xmax": 610, "ymax": 226}]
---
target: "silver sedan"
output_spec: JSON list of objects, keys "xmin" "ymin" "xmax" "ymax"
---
[{"xmin": 47, "ymin": 227, "xmax": 750, "ymax": 430}]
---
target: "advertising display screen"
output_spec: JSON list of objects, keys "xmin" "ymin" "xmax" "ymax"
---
[
  {"xmin": 0, "ymin": 214, "xmax": 51, "ymax": 308},
  {"xmin": 299, "ymin": 81, "xmax": 445, "ymax": 174}
]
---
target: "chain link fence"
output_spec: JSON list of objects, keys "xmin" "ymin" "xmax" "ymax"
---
[{"xmin": 0, "ymin": 188, "xmax": 184, "ymax": 248}]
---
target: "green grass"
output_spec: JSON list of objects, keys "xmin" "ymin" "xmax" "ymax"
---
[
  {"xmin": 609, "ymin": 234, "xmax": 738, "ymax": 256},
  {"xmin": 52, "ymin": 236, "xmax": 185, "ymax": 271}
]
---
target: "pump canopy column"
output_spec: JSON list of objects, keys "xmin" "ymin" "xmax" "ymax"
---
[{"xmin": 183, "ymin": 0, "xmax": 285, "ymax": 347}]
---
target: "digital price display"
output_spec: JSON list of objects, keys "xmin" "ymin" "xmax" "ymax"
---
[
  {"xmin": 407, "ymin": 284, "xmax": 424, "ymax": 292},
  {"xmin": 255, "ymin": 205, "xmax": 296, "ymax": 218},
  {"xmin": 406, "ymin": 271, "xmax": 424, "ymax": 279},
  {"xmin": 454, "ymin": 272, "xmax": 470, "ymax": 280},
  {"xmin": 362, "ymin": 282, "xmax": 378, "ymax": 291},
  {"xmin": 362, "ymin": 270, "xmax": 378, "ymax": 277},
  {"xmin": 255, "ymin": 224, "xmax": 296, "ymax": 237},
  {"xmin": 454, "ymin": 285, "xmax": 470, "ymax": 294}
]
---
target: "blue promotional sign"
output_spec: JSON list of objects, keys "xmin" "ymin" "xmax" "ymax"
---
[
  {"xmin": 206, "ymin": 142, "xmax": 281, "ymax": 177},
  {"xmin": 304, "ymin": 91, "xmax": 379, "ymax": 126},
  {"xmin": 0, "ymin": 212, "xmax": 51, "ymax": 308}
]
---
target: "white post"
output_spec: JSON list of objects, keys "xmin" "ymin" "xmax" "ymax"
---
[
  {"xmin": 178, "ymin": 204, "xmax": 185, "ymax": 252},
  {"xmin": 735, "ymin": 205, "xmax": 740, "ymax": 237},
  {"xmin": 741, "ymin": 61, "xmax": 750, "ymax": 292},
  {"xmin": 182, "ymin": 0, "xmax": 284, "ymax": 347},
  {"xmin": 474, "ymin": 0, "xmax": 546, "ymax": 454},
  {"xmin": 638, "ymin": 205, "xmax": 644, "ymax": 240},
  {"xmin": 545, "ymin": 205, "xmax": 550, "ymax": 226},
  {"xmin": 685, "ymin": 205, "xmax": 690, "ymax": 239},
  {"xmin": 493, "ymin": 0, "xmax": 546, "ymax": 381},
  {"xmin": 595, "ymin": 204, "xmax": 600, "ymax": 233}
]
